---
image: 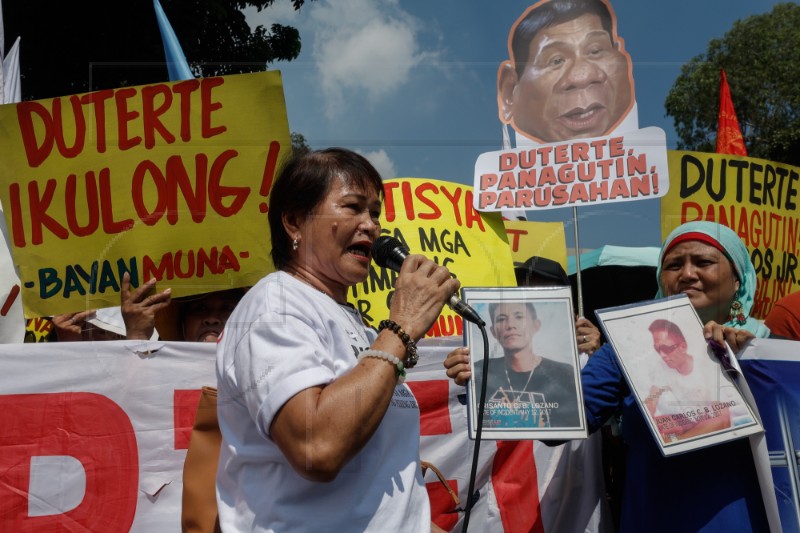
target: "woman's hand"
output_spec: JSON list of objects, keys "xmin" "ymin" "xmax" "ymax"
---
[
  {"xmin": 703, "ymin": 321, "xmax": 755, "ymax": 354},
  {"xmin": 443, "ymin": 346, "xmax": 471, "ymax": 386},
  {"xmin": 575, "ymin": 316, "xmax": 601, "ymax": 355},
  {"xmin": 387, "ymin": 254, "xmax": 461, "ymax": 341},
  {"xmin": 121, "ymin": 272, "xmax": 171, "ymax": 340},
  {"xmin": 51, "ymin": 310, "xmax": 96, "ymax": 341}
]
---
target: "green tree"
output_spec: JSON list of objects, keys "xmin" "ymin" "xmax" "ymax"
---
[
  {"xmin": 3, "ymin": 0, "xmax": 308, "ymax": 100},
  {"xmin": 664, "ymin": 3, "xmax": 800, "ymax": 165},
  {"xmin": 291, "ymin": 132, "xmax": 311, "ymax": 157}
]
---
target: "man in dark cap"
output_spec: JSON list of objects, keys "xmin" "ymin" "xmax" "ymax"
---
[{"xmin": 515, "ymin": 255, "xmax": 601, "ymax": 356}]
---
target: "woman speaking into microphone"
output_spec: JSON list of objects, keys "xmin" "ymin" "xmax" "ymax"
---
[{"xmin": 215, "ymin": 148, "xmax": 458, "ymax": 532}]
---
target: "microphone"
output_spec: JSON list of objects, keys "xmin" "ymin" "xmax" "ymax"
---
[{"xmin": 371, "ymin": 236, "xmax": 484, "ymax": 325}]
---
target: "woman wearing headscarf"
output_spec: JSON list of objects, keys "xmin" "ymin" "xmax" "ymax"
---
[
  {"xmin": 580, "ymin": 221, "xmax": 770, "ymax": 532},
  {"xmin": 655, "ymin": 220, "xmax": 769, "ymax": 338},
  {"xmin": 445, "ymin": 221, "xmax": 770, "ymax": 532},
  {"xmin": 215, "ymin": 148, "xmax": 457, "ymax": 532}
]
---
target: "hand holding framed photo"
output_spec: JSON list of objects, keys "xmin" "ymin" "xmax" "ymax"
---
[{"xmin": 595, "ymin": 294, "xmax": 763, "ymax": 456}]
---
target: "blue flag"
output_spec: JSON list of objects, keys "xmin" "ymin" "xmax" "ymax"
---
[{"xmin": 154, "ymin": 0, "xmax": 194, "ymax": 81}]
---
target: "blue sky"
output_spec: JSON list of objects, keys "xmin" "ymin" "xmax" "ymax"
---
[{"xmin": 245, "ymin": 0, "xmax": 786, "ymax": 250}]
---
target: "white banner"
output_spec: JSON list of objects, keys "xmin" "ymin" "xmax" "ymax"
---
[
  {"xmin": 474, "ymin": 127, "xmax": 668, "ymax": 212},
  {"xmin": 0, "ymin": 338, "xmax": 610, "ymax": 532}
]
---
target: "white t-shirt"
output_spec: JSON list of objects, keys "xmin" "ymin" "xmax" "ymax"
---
[
  {"xmin": 215, "ymin": 271, "xmax": 430, "ymax": 532},
  {"xmin": 648, "ymin": 352, "xmax": 745, "ymax": 425}
]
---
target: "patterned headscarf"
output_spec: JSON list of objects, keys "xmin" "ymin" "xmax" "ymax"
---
[{"xmin": 655, "ymin": 221, "xmax": 769, "ymax": 338}]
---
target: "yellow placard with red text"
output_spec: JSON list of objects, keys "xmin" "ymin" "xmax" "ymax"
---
[
  {"xmin": 661, "ymin": 151, "xmax": 800, "ymax": 318},
  {"xmin": 503, "ymin": 220, "xmax": 568, "ymax": 272},
  {"xmin": 0, "ymin": 71, "xmax": 291, "ymax": 317},
  {"xmin": 347, "ymin": 178, "xmax": 516, "ymax": 337}
]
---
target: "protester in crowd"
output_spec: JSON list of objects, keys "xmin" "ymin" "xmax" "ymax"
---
[
  {"xmin": 765, "ymin": 290, "xmax": 800, "ymax": 340},
  {"xmin": 515, "ymin": 255, "xmax": 602, "ymax": 355},
  {"xmin": 498, "ymin": 0, "xmax": 635, "ymax": 144},
  {"xmin": 445, "ymin": 221, "xmax": 771, "ymax": 531},
  {"xmin": 120, "ymin": 272, "xmax": 243, "ymax": 343},
  {"xmin": 475, "ymin": 300, "xmax": 581, "ymax": 428},
  {"xmin": 644, "ymin": 318, "xmax": 734, "ymax": 443},
  {"xmin": 215, "ymin": 148, "xmax": 457, "ymax": 532},
  {"xmin": 578, "ymin": 221, "xmax": 770, "ymax": 531},
  {"xmin": 46, "ymin": 273, "xmax": 241, "ymax": 344}
]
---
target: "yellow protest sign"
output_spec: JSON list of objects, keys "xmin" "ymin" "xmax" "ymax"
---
[
  {"xmin": 503, "ymin": 220, "xmax": 568, "ymax": 272},
  {"xmin": 348, "ymin": 178, "xmax": 516, "ymax": 337},
  {"xmin": 661, "ymin": 151, "xmax": 800, "ymax": 318},
  {"xmin": 0, "ymin": 71, "xmax": 290, "ymax": 317}
]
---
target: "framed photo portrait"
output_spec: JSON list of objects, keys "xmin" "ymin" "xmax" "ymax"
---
[
  {"xmin": 462, "ymin": 286, "xmax": 587, "ymax": 441},
  {"xmin": 595, "ymin": 294, "xmax": 763, "ymax": 456}
]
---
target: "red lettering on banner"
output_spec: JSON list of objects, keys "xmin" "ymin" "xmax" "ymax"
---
[
  {"xmin": 82, "ymin": 90, "xmax": 115, "ymax": 154},
  {"xmin": 65, "ymin": 172, "xmax": 100, "ymax": 236},
  {"xmin": 174, "ymin": 389, "xmax": 203, "ymax": 449},
  {"xmin": 201, "ymin": 76, "xmax": 226, "ymax": 138},
  {"xmin": 17, "ymin": 101, "xmax": 56, "ymax": 167},
  {"xmin": 407, "ymin": 380, "xmax": 452, "ymax": 436},
  {"xmin": 208, "ymin": 150, "xmax": 249, "ymax": 217},
  {"xmin": 16, "ymin": 78, "xmax": 227, "ymax": 167},
  {"xmin": 505, "ymin": 228, "xmax": 527, "ymax": 253},
  {"xmin": 493, "ymin": 441, "xmax": 543, "ymax": 533},
  {"xmin": 416, "ymin": 182, "xmax": 442, "ymax": 220},
  {"xmin": 98, "ymin": 167, "xmax": 135, "ymax": 233},
  {"xmin": 382, "ymin": 181, "xmax": 486, "ymax": 232},
  {"xmin": 427, "ymin": 314, "xmax": 464, "ymax": 338},
  {"xmin": 28, "ymin": 179, "xmax": 69, "ymax": 245},
  {"xmin": 0, "ymin": 392, "xmax": 138, "ymax": 531},
  {"xmin": 115, "ymin": 87, "xmax": 142, "ymax": 151},
  {"xmin": 53, "ymin": 96, "xmax": 86, "ymax": 159},
  {"xmin": 173, "ymin": 79, "xmax": 202, "ymax": 141},
  {"xmin": 258, "ymin": 141, "xmax": 282, "ymax": 213},
  {"xmin": 141, "ymin": 83, "xmax": 176, "ymax": 148}
]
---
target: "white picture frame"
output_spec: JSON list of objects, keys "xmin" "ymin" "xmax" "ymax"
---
[
  {"xmin": 463, "ymin": 286, "xmax": 587, "ymax": 440},
  {"xmin": 595, "ymin": 294, "xmax": 763, "ymax": 456}
]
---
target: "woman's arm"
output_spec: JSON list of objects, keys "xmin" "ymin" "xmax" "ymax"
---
[
  {"xmin": 581, "ymin": 344, "xmax": 629, "ymax": 433},
  {"xmin": 270, "ymin": 255, "xmax": 459, "ymax": 482}
]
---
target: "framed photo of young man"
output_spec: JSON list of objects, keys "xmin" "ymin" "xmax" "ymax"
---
[
  {"xmin": 595, "ymin": 294, "xmax": 763, "ymax": 456},
  {"xmin": 462, "ymin": 287, "xmax": 587, "ymax": 440}
]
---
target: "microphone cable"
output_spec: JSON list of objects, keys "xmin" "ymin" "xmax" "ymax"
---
[{"xmin": 461, "ymin": 322, "xmax": 491, "ymax": 533}]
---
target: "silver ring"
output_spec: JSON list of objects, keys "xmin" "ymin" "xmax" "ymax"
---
[{"xmin": 582, "ymin": 335, "xmax": 587, "ymax": 343}]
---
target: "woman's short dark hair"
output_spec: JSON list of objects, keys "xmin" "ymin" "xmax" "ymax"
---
[
  {"xmin": 511, "ymin": 0, "xmax": 615, "ymax": 78},
  {"xmin": 489, "ymin": 301, "xmax": 538, "ymax": 325},
  {"xmin": 268, "ymin": 148, "xmax": 384, "ymax": 270}
]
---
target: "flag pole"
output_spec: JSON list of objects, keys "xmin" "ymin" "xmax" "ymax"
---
[{"xmin": 572, "ymin": 206, "xmax": 583, "ymax": 317}]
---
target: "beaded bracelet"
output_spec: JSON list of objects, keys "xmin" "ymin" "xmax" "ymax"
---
[
  {"xmin": 358, "ymin": 349, "xmax": 406, "ymax": 383},
  {"xmin": 378, "ymin": 319, "xmax": 419, "ymax": 368}
]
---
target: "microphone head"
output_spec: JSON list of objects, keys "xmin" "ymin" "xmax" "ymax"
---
[{"xmin": 371, "ymin": 236, "xmax": 409, "ymax": 272}]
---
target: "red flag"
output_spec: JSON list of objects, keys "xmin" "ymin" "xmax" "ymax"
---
[{"xmin": 716, "ymin": 69, "xmax": 747, "ymax": 156}]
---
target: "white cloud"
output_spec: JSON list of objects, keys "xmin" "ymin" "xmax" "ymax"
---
[
  {"xmin": 308, "ymin": 0, "xmax": 436, "ymax": 117},
  {"xmin": 358, "ymin": 149, "xmax": 397, "ymax": 179},
  {"xmin": 242, "ymin": 1, "xmax": 301, "ymax": 29}
]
